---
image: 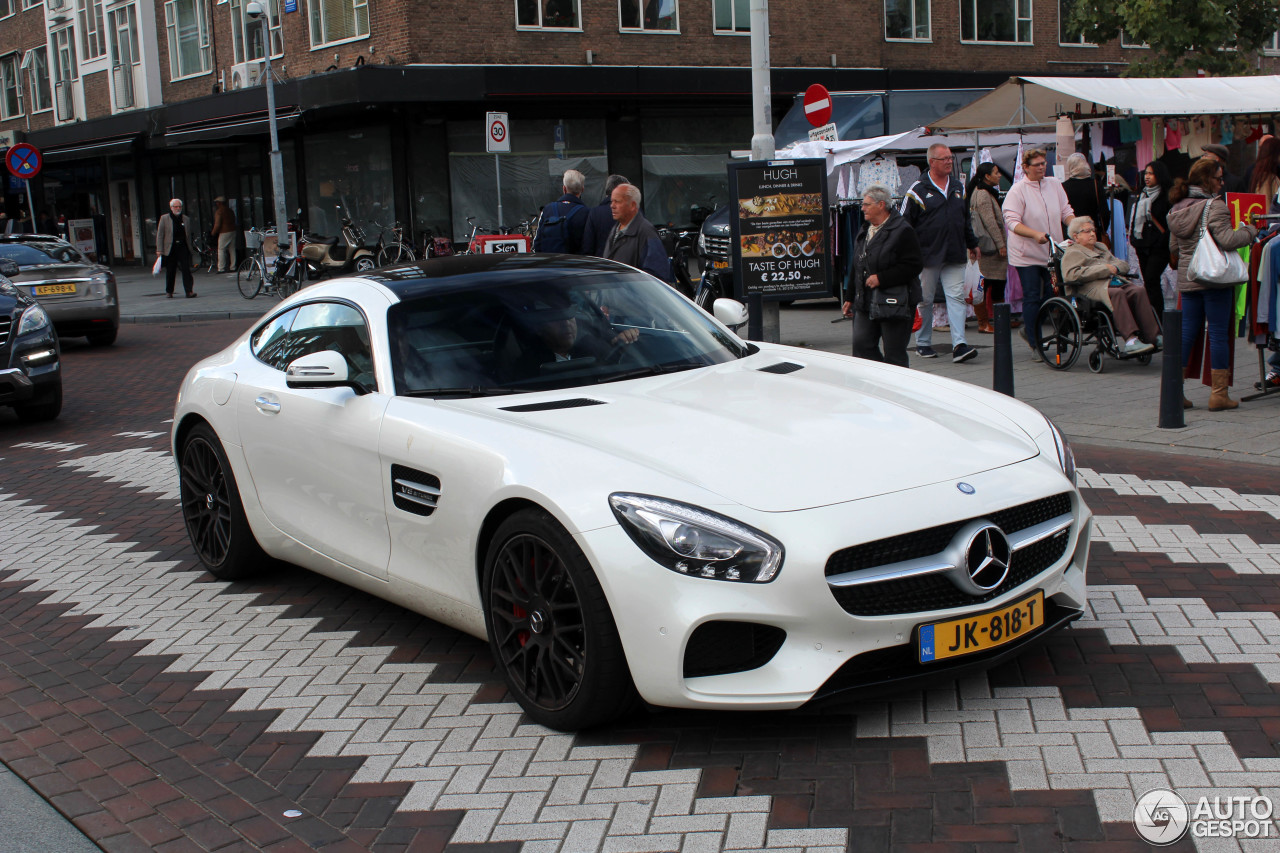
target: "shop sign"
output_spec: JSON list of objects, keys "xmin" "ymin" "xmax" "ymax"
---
[
  {"xmin": 1226, "ymin": 193, "xmax": 1267, "ymax": 229},
  {"xmin": 8, "ymin": 176, "xmax": 25, "ymax": 193},
  {"xmin": 69, "ymin": 219, "xmax": 96, "ymax": 256},
  {"xmin": 486, "ymin": 112, "xmax": 510, "ymax": 154},
  {"xmin": 727, "ymin": 158, "xmax": 831, "ymax": 302},
  {"xmin": 284, "ymin": 0, "xmax": 296, "ymax": 11},
  {"xmin": 808, "ymin": 122, "xmax": 838, "ymax": 142}
]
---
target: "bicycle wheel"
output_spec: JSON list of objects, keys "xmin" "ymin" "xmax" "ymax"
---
[
  {"xmin": 236, "ymin": 257, "xmax": 263, "ymax": 299},
  {"xmin": 378, "ymin": 242, "xmax": 413, "ymax": 266}
]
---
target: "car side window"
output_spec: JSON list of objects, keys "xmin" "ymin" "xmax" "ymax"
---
[
  {"xmin": 251, "ymin": 308, "xmax": 299, "ymax": 371},
  {"xmin": 284, "ymin": 302, "xmax": 376, "ymax": 391}
]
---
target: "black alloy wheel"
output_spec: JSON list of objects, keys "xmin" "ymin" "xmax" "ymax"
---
[
  {"xmin": 483, "ymin": 509, "xmax": 639, "ymax": 730},
  {"xmin": 179, "ymin": 423, "xmax": 266, "ymax": 580}
]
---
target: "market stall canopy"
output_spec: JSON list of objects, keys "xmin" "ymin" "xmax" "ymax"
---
[
  {"xmin": 927, "ymin": 75, "xmax": 1280, "ymax": 133},
  {"xmin": 781, "ymin": 128, "xmax": 1057, "ymax": 166}
]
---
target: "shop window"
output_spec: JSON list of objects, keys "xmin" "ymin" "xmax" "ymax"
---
[
  {"xmin": 308, "ymin": 0, "xmax": 369, "ymax": 47},
  {"xmin": 409, "ymin": 119, "xmax": 453, "ymax": 245},
  {"xmin": 77, "ymin": 0, "xmax": 107, "ymax": 60},
  {"xmin": 712, "ymin": 0, "xmax": 748, "ymax": 33},
  {"xmin": 165, "ymin": 0, "xmax": 212, "ymax": 78},
  {"xmin": 885, "ymin": 0, "xmax": 929, "ymax": 40},
  {"xmin": 303, "ymin": 127, "xmax": 396, "ymax": 245},
  {"xmin": 641, "ymin": 115, "xmax": 751, "ymax": 228},
  {"xmin": 232, "ymin": 0, "xmax": 283, "ymax": 62},
  {"xmin": 516, "ymin": 0, "xmax": 580, "ymax": 29},
  {"xmin": 960, "ymin": 0, "xmax": 1032, "ymax": 43},
  {"xmin": 24, "ymin": 47, "xmax": 53, "ymax": 112},
  {"xmin": 1057, "ymin": 0, "xmax": 1092, "ymax": 45},
  {"xmin": 619, "ymin": 0, "xmax": 676, "ymax": 31},
  {"xmin": 1, "ymin": 55, "xmax": 22, "ymax": 120}
]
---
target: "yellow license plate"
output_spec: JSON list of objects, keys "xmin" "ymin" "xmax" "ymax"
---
[
  {"xmin": 713, "ymin": 260, "xmax": 729, "ymax": 269},
  {"xmin": 35, "ymin": 283, "xmax": 77, "ymax": 296},
  {"xmin": 918, "ymin": 591, "xmax": 1045, "ymax": 663}
]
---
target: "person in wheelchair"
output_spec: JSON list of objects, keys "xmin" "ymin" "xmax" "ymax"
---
[{"xmin": 1060, "ymin": 217, "xmax": 1161, "ymax": 355}]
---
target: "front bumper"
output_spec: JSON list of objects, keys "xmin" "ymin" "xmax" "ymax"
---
[{"xmin": 577, "ymin": 457, "xmax": 1090, "ymax": 710}]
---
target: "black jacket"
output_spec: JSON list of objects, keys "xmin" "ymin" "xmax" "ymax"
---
[
  {"xmin": 581, "ymin": 199, "xmax": 616, "ymax": 257},
  {"xmin": 603, "ymin": 213, "xmax": 670, "ymax": 281},
  {"xmin": 901, "ymin": 175, "xmax": 977, "ymax": 266},
  {"xmin": 845, "ymin": 211, "xmax": 924, "ymax": 322},
  {"xmin": 1063, "ymin": 176, "xmax": 1110, "ymax": 231}
]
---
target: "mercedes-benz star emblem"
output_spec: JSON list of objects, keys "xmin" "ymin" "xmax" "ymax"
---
[
  {"xmin": 529, "ymin": 611, "xmax": 546, "ymax": 634},
  {"xmin": 957, "ymin": 482, "xmax": 976, "ymax": 494},
  {"xmin": 965, "ymin": 525, "xmax": 1011, "ymax": 590}
]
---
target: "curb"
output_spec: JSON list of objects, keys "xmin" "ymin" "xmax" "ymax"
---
[{"xmin": 122, "ymin": 312, "xmax": 264, "ymax": 324}]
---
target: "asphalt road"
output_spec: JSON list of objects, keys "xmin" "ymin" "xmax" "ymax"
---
[{"xmin": 1, "ymin": 318, "xmax": 1279, "ymax": 851}]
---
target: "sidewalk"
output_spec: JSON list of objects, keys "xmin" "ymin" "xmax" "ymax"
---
[{"xmin": 111, "ymin": 266, "xmax": 1280, "ymax": 464}]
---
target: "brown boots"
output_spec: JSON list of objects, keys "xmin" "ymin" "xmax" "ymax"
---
[
  {"xmin": 974, "ymin": 292, "xmax": 994, "ymax": 334},
  {"xmin": 1208, "ymin": 369, "xmax": 1239, "ymax": 411}
]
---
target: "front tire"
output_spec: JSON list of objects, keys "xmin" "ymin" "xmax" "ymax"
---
[
  {"xmin": 237, "ymin": 258, "xmax": 262, "ymax": 299},
  {"xmin": 179, "ymin": 423, "xmax": 266, "ymax": 580},
  {"xmin": 14, "ymin": 383, "xmax": 62, "ymax": 422},
  {"xmin": 482, "ymin": 509, "xmax": 640, "ymax": 730},
  {"xmin": 354, "ymin": 256, "xmax": 377, "ymax": 273}
]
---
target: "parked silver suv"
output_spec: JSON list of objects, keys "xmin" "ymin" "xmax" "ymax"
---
[{"xmin": 0, "ymin": 234, "xmax": 119, "ymax": 346}]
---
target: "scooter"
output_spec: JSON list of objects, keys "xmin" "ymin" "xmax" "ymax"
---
[{"xmin": 299, "ymin": 209, "xmax": 378, "ymax": 277}]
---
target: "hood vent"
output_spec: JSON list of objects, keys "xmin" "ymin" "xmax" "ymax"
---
[
  {"xmin": 500, "ymin": 398, "xmax": 606, "ymax": 412},
  {"xmin": 757, "ymin": 362, "xmax": 804, "ymax": 375}
]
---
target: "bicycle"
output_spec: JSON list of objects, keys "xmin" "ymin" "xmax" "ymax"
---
[
  {"xmin": 373, "ymin": 220, "xmax": 415, "ymax": 267},
  {"xmin": 191, "ymin": 233, "xmax": 216, "ymax": 273},
  {"xmin": 237, "ymin": 230, "xmax": 301, "ymax": 299},
  {"xmin": 236, "ymin": 230, "xmax": 266, "ymax": 299}
]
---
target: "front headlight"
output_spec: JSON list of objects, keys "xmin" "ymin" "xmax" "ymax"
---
[
  {"xmin": 609, "ymin": 493, "xmax": 784, "ymax": 582},
  {"xmin": 1046, "ymin": 419, "xmax": 1076, "ymax": 485},
  {"xmin": 16, "ymin": 305, "xmax": 51, "ymax": 336},
  {"xmin": 697, "ymin": 231, "xmax": 707, "ymax": 256}
]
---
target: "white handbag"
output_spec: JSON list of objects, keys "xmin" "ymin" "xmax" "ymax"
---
[{"xmin": 1187, "ymin": 200, "xmax": 1247, "ymax": 286}]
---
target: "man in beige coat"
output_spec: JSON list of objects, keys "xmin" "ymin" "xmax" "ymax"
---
[{"xmin": 156, "ymin": 199, "xmax": 196, "ymax": 298}]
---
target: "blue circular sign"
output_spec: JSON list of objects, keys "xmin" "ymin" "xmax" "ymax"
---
[{"xmin": 5, "ymin": 143, "xmax": 42, "ymax": 180}]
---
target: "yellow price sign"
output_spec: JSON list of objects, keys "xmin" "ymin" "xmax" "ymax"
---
[{"xmin": 1226, "ymin": 193, "xmax": 1266, "ymax": 230}]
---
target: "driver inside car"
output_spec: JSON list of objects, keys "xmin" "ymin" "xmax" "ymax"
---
[{"xmin": 508, "ymin": 294, "xmax": 639, "ymax": 379}]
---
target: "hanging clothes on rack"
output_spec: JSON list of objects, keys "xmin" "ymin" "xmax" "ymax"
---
[{"xmin": 856, "ymin": 155, "xmax": 901, "ymax": 197}]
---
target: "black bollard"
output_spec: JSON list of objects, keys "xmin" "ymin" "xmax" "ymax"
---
[
  {"xmin": 747, "ymin": 293, "xmax": 764, "ymax": 342},
  {"xmin": 1158, "ymin": 308, "xmax": 1185, "ymax": 429},
  {"xmin": 992, "ymin": 302, "xmax": 1015, "ymax": 397}
]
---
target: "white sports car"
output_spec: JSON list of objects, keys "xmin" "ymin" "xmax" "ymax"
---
[{"xmin": 173, "ymin": 255, "xmax": 1090, "ymax": 730}]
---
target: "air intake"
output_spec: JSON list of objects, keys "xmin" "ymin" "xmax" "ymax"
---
[
  {"xmin": 757, "ymin": 362, "xmax": 804, "ymax": 375},
  {"xmin": 500, "ymin": 398, "xmax": 606, "ymax": 412}
]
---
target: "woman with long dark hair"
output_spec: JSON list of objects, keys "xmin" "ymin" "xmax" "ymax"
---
[
  {"xmin": 1129, "ymin": 160, "xmax": 1173, "ymax": 317},
  {"xmin": 1249, "ymin": 136, "xmax": 1280, "ymax": 213},
  {"xmin": 965, "ymin": 162, "xmax": 1006, "ymax": 334}
]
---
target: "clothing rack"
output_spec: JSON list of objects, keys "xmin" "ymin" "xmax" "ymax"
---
[{"xmin": 1241, "ymin": 225, "xmax": 1280, "ymax": 402}]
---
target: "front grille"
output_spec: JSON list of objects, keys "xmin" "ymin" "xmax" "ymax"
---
[
  {"xmin": 0, "ymin": 315, "xmax": 10, "ymax": 347},
  {"xmin": 704, "ymin": 234, "xmax": 731, "ymax": 261},
  {"xmin": 826, "ymin": 493, "xmax": 1073, "ymax": 617},
  {"xmin": 683, "ymin": 621, "xmax": 786, "ymax": 678}
]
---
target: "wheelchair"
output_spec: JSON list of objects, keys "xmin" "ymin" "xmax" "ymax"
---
[{"xmin": 1034, "ymin": 241, "xmax": 1163, "ymax": 373}]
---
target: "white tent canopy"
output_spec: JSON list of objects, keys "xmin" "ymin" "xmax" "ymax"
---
[
  {"xmin": 780, "ymin": 128, "xmax": 1057, "ymax": 166},
  {"xmin": 928, "ymin": 75, "xmax": 1280, "ymax": 133}
]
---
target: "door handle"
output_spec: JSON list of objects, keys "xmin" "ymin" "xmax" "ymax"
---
[{"xmin": 254, "ymin": 396, "xmax": 281, "ymax": 414}]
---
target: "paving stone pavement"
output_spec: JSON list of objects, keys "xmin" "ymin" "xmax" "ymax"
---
[{"xmin": 2, "ymin": 318, "xmax": 1280, "ymax": 852}]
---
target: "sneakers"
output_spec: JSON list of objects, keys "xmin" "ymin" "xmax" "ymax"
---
[
  {"xmin": 1155, "ymin": 335, "xmax": 1163, "ymax": 349},
  {"xmin": 916, "ymin": 346, "xmax": 938, "ymax": 358},
  {"xmin": 1124, "ymin": 339, "xmax": 1155, "ymax": 355},
  {"xmin": 1266, "ymin": 371, "xmax": 1280, "ymax": 388},
  {"xmin": 1030, "ymin": 348, "xmax": 1044, "ymax": 363},
  {"xmin": 952, "ymin": 343, "xmax": 978, "ymax": 363}
]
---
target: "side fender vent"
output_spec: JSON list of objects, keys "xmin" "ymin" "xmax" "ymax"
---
[
  {"xmin": 757, "ymin": 362, "xmax": 804, "ymax": 375},
  {"xmin": 391, "ymin": 464, "xmax": 441, "ymax": 517},
  {"xmin": 499, "ymin": 398, "xmax": 606, "ymax": 412}
]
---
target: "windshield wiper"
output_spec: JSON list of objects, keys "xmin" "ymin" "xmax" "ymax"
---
[
  {"xmin": 404, "ymin": 386, "xmax": 530, "ymax": 398},
  {"xmin": 598, "ymin": 361, "xmax": 706, "ymax": 384}
]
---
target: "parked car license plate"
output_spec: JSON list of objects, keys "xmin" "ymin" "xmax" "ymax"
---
[
  {"xmin": 35, "ymin": 284, "xmax": 77, "ymax": 296},
  {"xmin": 713, "ymin": 260, "xmax": 729, "ymax": 269},
  {"xmin": 918, "ymin": 591, "xmax": 1044, "ymax": 663}
]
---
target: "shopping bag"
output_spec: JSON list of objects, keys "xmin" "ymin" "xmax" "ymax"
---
[
  {"xmin": 1188, "ymin": 201, "xmax": 1247, "ymax": 286},
  {"xmin": 963, "ymin": 260, "xmax": 982, "ymax": 305},
  {"xmin": 152, "ymin": 256, "xmax": 163, "ymax": 276},
  {"xmin": 911, "ymin": 307, "xmax": 923, "ymax": 333}
]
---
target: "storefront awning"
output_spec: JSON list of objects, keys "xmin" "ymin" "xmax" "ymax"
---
[
  {"xmin": 43, "ymin": 136, "xmax": 139, "ymax": 161},
  {"xmin": 160, "ymin": 109, "xmax": 301, "ymax": 146},
  {"xmin": 928, "ymin": 75, "xmax": 1280, "ymax": 133}
]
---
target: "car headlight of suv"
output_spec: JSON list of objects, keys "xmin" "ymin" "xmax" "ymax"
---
[
  {"xmin": 609, "ymin": 493, "xmax": 784, "ymax": 582},
  {"xmin": 1046, "ymin": 419, "xmax": 1076, "ymax": 485},
  {"xmin": 16, "ymin": 304, "xmax": 51, "ymax": 336}
]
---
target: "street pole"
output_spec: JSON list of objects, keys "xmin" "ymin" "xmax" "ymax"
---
[
  {"xmin": 495, "ymin": 154, "xmax": 504, "ymax": 229},
  {"xmin": 748, "ymin": 0, "xmax": 780, "ymax": 342},
  {"xmin": 259, "ymin": 8, "xmax": 289, "ymax": 257}
]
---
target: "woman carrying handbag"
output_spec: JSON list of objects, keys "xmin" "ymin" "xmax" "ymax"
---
[{"xmin": 965, "ymin": 162, "xmax": 1007, "ymax": 334}]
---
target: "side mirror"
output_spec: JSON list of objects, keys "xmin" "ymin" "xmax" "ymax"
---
[
  {"xmin": 0, "ymin": 259, "xmax": 18, "ymax": 277},
  {"xmin": 713, "ymin": 298, "xmax": 749, "ymax": 332},
  {"xmin": 285, "ymin": 351, "xmax": 365, "ymax": 394}
]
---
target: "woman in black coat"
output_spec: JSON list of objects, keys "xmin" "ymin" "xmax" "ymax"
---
[
  {"xmin": 1062, "ymin": 153, "xmax": 1109, "ymax": 234},
  {"xmin": 841, "ymin": 184, "xmax": 924, "ymax": 368},
  {"xmin": 1128, "ymin": 160, "xmax": 1173, "ymax": 317}
]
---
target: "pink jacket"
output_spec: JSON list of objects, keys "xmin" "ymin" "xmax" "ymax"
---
[{"xmin": 1002, "ymin": 177, "xmax": 1075, "ymax": 267}]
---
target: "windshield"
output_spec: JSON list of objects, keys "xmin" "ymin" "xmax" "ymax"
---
[
  {"xmin": 389, "ymin": 270, "xmax": 748, "ymax": 396},
  {"xmin": 0, "ymin": 242, "xmax": 87, "ymax": 267}
]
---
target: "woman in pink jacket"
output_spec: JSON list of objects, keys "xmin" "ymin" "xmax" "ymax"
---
[{"xmin": 1002, "ymin": 149, "xmax": 1075, "ymax": 361}]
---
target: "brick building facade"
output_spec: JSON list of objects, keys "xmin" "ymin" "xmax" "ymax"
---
[{"xmin": 1, "ymin": 0, "xmax": 1276, "ymax": 263}]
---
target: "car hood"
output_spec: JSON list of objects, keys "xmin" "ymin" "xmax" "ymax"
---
[{"xmin": 460, "ymin": 350, "xmax": 1042, "ymax": 512}]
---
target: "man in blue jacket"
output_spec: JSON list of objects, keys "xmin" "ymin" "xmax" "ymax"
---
[
  {"xmin": 533, "ymin": 169, "xmax": 588, "ymax": 254},
  {"xmin": 901, "ymin": 143, "xmax": 981, "ymax": 363},
  {"xmin": 582, "ymin": 174, "xmax": 629, "ymax": 257},
  {"xmin": 603, "ymin": 184, "xmax": 670, "ymax": 282}
]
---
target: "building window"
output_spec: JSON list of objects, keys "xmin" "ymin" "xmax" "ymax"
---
[
  {"xmin": 0, "ymin": 0, "xmax": 13, "ymax": 17},
  {"xmin": 1120, "ymin": 30, "xmax": 1147, "ymax": 48},
  {"xmin": 516, "ymin": 0, "xmax": 579, "ymax": 28},
  {"xmin": 1, "ymin": 55, "xmax": 22, "ymax": 119},
  {"xmin": 1057, "ymin": 0, "xmax": 1091, "ymax": 44},
  {"xmin": 77, "ymin": 0, "xmax": 107, "ymax": 59},
  {"xmin": 25, "ymin": 46, "xmax": 53, "ymax": 112},
  {"xmin": 960, "ymin": 0, "xmax": 1032, "ymax": 43},
  {"xmin": 1264, "ymin": 31, "xmax": 1279, "ymax": 54},
  {"xmin": 21, "ymin": 0, "xmax": 42, "ymax": 11},
  {"xmin": 107, "ymin": 1, "xmax": 139, "ymax": 109},
  {"xmin": 309, "ymin": 0, "xmax": 369, "ymax": 46},
  {"xmin": 165, "ymin": 0, "xmax": 211, "ymax": 78},
  {"xmin": 232, "ymin": 0, "xmax": 283, "ymax": 63},
  {"xmin": 885, "ymin": 0, "xmax": 929, "ymax": 40},
  {"xmin": 712, "ymin": 0, "xmax": 747, "ymax": 32},
  {"xmin": 619, "ymin": 0, "xmax": 676, "ymax": 31}
]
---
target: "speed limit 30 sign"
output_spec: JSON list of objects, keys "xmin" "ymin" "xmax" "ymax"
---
[{"xmin": 486, "ymin": 112, "xmax": 510, "ymax": 153}]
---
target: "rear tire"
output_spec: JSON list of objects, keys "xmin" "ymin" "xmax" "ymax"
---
[
  {"xmin": 237, "ymin": 258, "xmax": 262, "ymax": 299},
  {"xmin": 14, "ymin": 383, "xmax": 62, "ymax": 422},
  {"xmin": 482, "ymin": 508, "xmax": 641, "ymax": 730},
  {"xmin": 86, "ymin": 327, "xmax": 118, "ymax": 347},
  {"xmin": 354, "ymin": 256, "xmax": 377, "ymax": 273},
  {"xmin": 179, "ymin": 422, "xmax": 267, "ymax": 580}
]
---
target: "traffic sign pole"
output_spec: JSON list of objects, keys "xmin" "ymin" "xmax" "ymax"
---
[
  {"xmin": 486, "ymin": 112, "xmax": 510, "ymax": 229},
  {"xmin": 495, "ymin": 154, "xmax": 503, "ymax": 229}
]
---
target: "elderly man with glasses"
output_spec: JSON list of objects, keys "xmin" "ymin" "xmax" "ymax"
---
[{"xmin": 901, "ymin": 143, "xmax": 981, "ymax": 363}]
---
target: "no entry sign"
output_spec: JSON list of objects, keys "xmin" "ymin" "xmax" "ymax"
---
[
  {"xmin": 5, "ymin": 142, "xmax": 42, "ymax": 180},
  {"xmin": 802, "ymin": 85, "xmax": 832, "ymax": 128},
  {"xmin": 486, "ymin": 112, "xmax": 510, "ymax": 154}
]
